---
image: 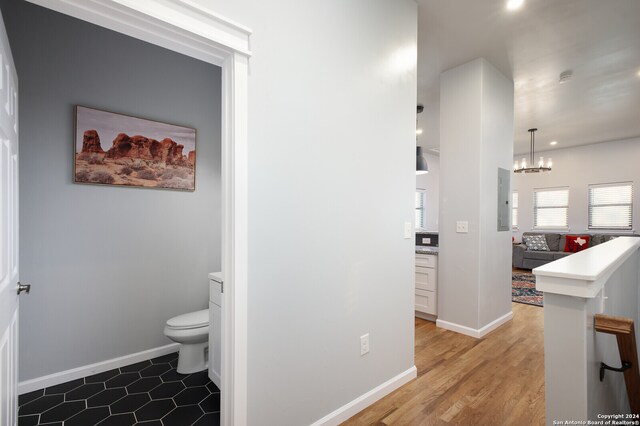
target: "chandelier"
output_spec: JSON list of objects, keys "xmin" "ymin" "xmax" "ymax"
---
[{"xmin": 514, "ymin": 128, "xmax": 552, "ymax": 173}]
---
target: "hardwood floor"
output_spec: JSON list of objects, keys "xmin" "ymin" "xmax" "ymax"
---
[{"xmin": 342, "ymin": 303, "xmax": 545, "ymax": 425}]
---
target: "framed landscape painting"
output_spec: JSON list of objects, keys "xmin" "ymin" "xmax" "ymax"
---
[{"xmin": 74, "ymin": 106, "xmax": 197, "ymax": 191}]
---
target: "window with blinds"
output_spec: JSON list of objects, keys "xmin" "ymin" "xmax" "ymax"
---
[
  {"xmin": 512, "ymin": 191, "xmax": 518, "ymax": 229},
  {"xmin": 588, "ymin": 182, "xmax": 633, "ymax": 230},
  {"xmin": 415, "ymin": 191, "xmax": 425, "ymax": 229},
  {"xmin": 534, "ymin": 187, "xmax": 569, "ymax": 229}
]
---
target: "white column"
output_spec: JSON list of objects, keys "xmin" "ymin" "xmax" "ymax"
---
[{"xmin": 436, "ymin": 58, "xmax": 514, "ymax": 337}]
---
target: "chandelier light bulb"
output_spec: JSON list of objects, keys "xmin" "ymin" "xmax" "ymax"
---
[
  {"xmin": 538, "ymin": 156, "xmax": 544, "ymax": 168},
  {"xmin": 547, "ymin": 158, "xmax": 553, "ymax": 168},
  {"xmin": 521, "ymin": 158, "xmax": 526, "ymax": 168},
  {"xmin": 514, "ymin": 161, "xmax": 518, "ymax": 171}
]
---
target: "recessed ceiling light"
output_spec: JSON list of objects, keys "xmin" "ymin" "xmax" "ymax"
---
[
  {"xmin": 416, "ymin": 128, "xmax": 423, "ymax": 135},
  {"xmin": 637, "ymin": 69, "xmax": 640, "ymax": 77},
  {"xmin": 550, "ymin": 141, "xmax": 558, "ymax": 146},
  {"xmin": 506, "ymin": 0, "xmax": 524, "ymax": 10}
]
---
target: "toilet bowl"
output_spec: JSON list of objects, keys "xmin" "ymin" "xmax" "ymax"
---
[{"xmin": 164, "ymin": 309, "xmax": 209, "ymax": 374}]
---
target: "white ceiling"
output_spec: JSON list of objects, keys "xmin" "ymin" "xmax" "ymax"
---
[{"xmin": 416, "ymin": 0, "xmax": 640, "ymax": 156}]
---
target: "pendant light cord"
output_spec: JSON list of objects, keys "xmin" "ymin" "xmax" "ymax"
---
[
  {"xmin": 528, "ymin": 128, "xmax": 537, "ymax": 166},
  {"xmin": 530, "ymin": 129, "xmax": 534, "ymax": 166}
]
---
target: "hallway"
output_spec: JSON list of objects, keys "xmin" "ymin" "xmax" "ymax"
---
[{"xmin": 344, "ymin": 303, "xmax": 545, "ymax": 425}]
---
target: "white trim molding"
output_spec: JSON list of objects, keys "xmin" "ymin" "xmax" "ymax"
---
[
  {"xmin": 18, "ymin": 343, "xmax": 179, "ymax": 395},
  {"xmin": 436, "ymin": 311, "xmax": 513, "ymax": 339},
  {"xmin": 309, "ymin": 366, "xmax": 417, "ymax": 426},
  {"xmin": 221, "ymin": 51, "xmax": 249, "ymax": 426},
  {"xmin": 24, "ymin": 2, "xmax": 251, "ymax": 425},
  {"xmin": 25, "ymin": 0, "xmax": 251, "ymax": 66}
]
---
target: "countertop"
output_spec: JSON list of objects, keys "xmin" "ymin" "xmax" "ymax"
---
[
  {"xmin": 534, "ymin": 237, "xmax": 640, "ymax": 298},
  {"xmin": 208, "ymin": 272, "xmax": 223, "ymax": 282},
  {"xmin": 415, "ymin": 246, "xmax": 439, "ymax": 255}
]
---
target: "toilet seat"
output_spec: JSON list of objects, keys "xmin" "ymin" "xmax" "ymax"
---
[
  {"xmin": 166, "ymin": 309, "xmax": 209, "ymax": 330},
  {"xmin": 164, "ymin": 309, "xmax": 210, "ymax": 373}
]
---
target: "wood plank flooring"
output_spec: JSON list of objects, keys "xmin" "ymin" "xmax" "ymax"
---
[{"xmin": 342, "ymin": 303, "xmax": 545, "ymax": 425}]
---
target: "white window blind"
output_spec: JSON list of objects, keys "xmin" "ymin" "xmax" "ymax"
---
[
  {"xmin": 512, "ymin": 191, "xmax": 519, "ymax": 229},
  {"xmin": 415, "ymin": 191, "xmax": 425, "ymax": 229},
  {"xmin": 534, "ymin": 187, "xmax": 569, "ymax": 229},
  {"xmin": 588, "ymin": 182, "xmax": 633, "ymax": 230}
]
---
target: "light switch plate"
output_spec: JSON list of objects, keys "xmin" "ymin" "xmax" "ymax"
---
[
  {"xmin": 360, "ymin": 333, "xmax": 370, "ymax": 356},
  {"xmin": 456, "ymin": 221, "xmax": 469, "ymax": 233},
  {"xmin": 404, "ymin": 222, "xmax": 412, "ymax": 239}
]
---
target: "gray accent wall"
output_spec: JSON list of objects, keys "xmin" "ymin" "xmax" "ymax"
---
[{"xmin": 1, "ymin": 0, "xmax": 221, "ymax": 381}]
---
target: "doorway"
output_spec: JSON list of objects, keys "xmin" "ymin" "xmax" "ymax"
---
[{"xmin": 1, "ymin": 1, "xmax": 251, "ymax": 424}]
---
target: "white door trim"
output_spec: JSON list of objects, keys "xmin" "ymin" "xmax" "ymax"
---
[
  {"xmin": 24, "ymin": 1, "xmax": 251, "ymax": 425},
  {"xmin": 1, "ymin": 5, "xmax": 20, "ymax": 423}
]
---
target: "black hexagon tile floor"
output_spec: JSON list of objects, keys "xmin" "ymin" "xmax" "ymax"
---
[{"xmin": 18, "ymin": 352, "xmax": 220, "ymax": 426}]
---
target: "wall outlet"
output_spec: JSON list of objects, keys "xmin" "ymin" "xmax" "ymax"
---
[
  {"xmin": 422, "ymin": 237, "xmax": 431, "ymax": 244},
  {"xmin": 404, "ymin": 222, "xmax": 412, "ymax": 239},
  {"xmin": 456, "ymin": 221, "xmax": 469, "ymax": 233},
  {"xmin": 360, "ymin": 333, "xmax": 370, "ymax": 356}
]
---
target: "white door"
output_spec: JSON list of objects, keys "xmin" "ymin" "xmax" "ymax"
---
[{"xmin": 0, "ymin": 8, "xmax": 20, "ymax": 426}]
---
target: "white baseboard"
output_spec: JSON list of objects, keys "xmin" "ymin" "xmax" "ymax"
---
[
  {"xmin": 18, "ymin": 343, "xmax": 180, "ymax": 395},
  {"xmin": 436, "ymin": 311, "xmax": 513, "ymax": 338},
  {"xmin": 310, "ymin": 365, "xmax": 417, "ymax": 426}
]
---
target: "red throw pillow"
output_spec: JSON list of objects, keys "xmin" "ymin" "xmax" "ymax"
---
[{"xmin": 564, "ymin": 235, "xmax": 591, "ymax": 253}]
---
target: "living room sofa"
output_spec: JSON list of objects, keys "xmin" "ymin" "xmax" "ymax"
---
[{"xmin": 512, "ymin": 232, "xmax": 639, "ymax": 269}]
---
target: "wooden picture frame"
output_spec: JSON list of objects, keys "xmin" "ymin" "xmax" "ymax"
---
[{"xmin": 74, "ymin": 106, "xmax": 197, "ymax": 191}]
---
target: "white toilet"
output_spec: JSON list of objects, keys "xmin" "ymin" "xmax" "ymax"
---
[{"xmin": 164, "ymin": 309, "xmax": 209, "ymax": 374}]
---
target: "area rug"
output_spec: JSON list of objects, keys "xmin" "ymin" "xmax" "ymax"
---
[{"xmin": 512, "ymin": 272, "xmax": 543, "ymax": 307}]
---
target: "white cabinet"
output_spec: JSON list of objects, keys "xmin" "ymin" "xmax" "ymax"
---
[
  {"xmin": 415, "ymin": 254, "xmax": 436, "ymax": 268},
  {"xmin": 415, "ymin": 267, "xmax": 436, "ymax": 292},
  {"xmin": 415, "ymin": 253, "xmax": 437, "ymax": 318},
  {"xmin": 208, "ymin": 273, "xmax": 223, "ymax": 389},
  {"xmin": 415, "ymin": 289, "xmax": 436, "ymax": 314},
  {"xmin": 208, "ymin": 301, "xmax": 221, "ymax": 388}
]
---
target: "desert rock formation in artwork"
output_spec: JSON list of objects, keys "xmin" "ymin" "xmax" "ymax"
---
[
  {"xmin": 75, "ymin": 130, "xmax": 195, "ymax": 191},
  {"xmin": 105, "ymin": 133, "xmax": 189, "ymax": 166},
  {"xmin": 81, "ymin": 130, "xmax": 105, "ymax": 153}
]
